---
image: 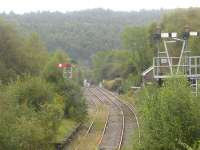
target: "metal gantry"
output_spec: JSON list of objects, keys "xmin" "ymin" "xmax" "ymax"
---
[{"xmin": 153, "ymin": 27, "xmax": 200, "ymax": 96}]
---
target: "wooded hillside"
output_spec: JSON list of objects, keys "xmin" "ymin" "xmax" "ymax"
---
[{"xmin": 0, "ymin": 9, "xmax": 164, "ymax": 64}]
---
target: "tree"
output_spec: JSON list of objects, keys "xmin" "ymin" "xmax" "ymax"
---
[
  {"xmin": 0, "ymin": 19, "xmax": 48, "ymax": 84},
  {"xmin": 0, "ymin": 76, "xmax": 64, "ymax": 149},
  {"xmin": 137, "ymin": 78, "xmax": 200, "ymax": 150},
  {"xmin": 0, "ymin": 18, "xmax": 87, "ymax": 148},
  {"xmin": 92, "ymin": 50, "xmax": 132, "ymax": 82},
  {"xmin": 43, "ymin": 50, "xmax": 87, "ymax": 121},
  {"xmin": 122, "ymin": 26, "xmax": 154, "ymax": 72},
  {"xmin": 42, "ymin": 50, "xmax": 69, "ymax": 83},
  {"xmin": 0, "ymin": 9, "xmax": 162, "ymax": 63}
]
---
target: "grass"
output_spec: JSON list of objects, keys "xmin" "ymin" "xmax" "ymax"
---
[
  {"xmin": 121, "ymin": 132, "xmax": 136, "ymax": 150},
  {"xmin": 69, "ymin": 104, "xmax": 108, "ymax": 150},
  {"xmin": 55, "ymin": 119, "xmax": 77, "ymax": 143},
  {"xmin": 121, "ymin": 90, "xmax": 137, "ymax": 105}
]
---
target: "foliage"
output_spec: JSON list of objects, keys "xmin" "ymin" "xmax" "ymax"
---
[
  {"xmin": 42, "ymin": 50, "xmax": 69, "ymax": 83},
  {"xmin": 120, "ymin": 8, "xmax": 200, "ymax": 149},
  {"xmin": 91, "ymin": 8, "xmax": 200, "ymax": 93},
  {"xmin": 121, "ymin": 74, "xmax": 141, "ymax": 92},
  {"xmin": 43, "ymin": 51, "xmax": 87, "ymax": 122},
  {"xmin": 91, "ymin": 25, "xmax": 153, "ymax": 90},
  {"xmin": 55, "ymin": 119, "xmax": 77, "ymax": 142},
  {"xmin": 92, "ymin": 50, "xmax": 133, "ymax": 82},
  {"xmin": 122, "ymin": 26, "xmax": 154, "ymax": 73},
  {"xmin": 103, "ymin": 78, "xmax": 122, "ymax": 91},
  {"xmin": 0, "ymin": 18, "xmax": 48, "ymax": 84},
  {"xmin": 137, "ymin": 78, "xmax": 200, "ymax": 150},
  {"xmin": 55, "ymin": 79, "xmax": 87, "ymax": 122},
  {"xmin": 0, "ymin": 9, "xmax": 163, "ymax": 63},
  {"xmin": 0, "ymin": 18, "xmax": 86, "ymax": 149},
  {"xmin": 0, "ymin": 76, "xmax": 64, "ymax": 149}
]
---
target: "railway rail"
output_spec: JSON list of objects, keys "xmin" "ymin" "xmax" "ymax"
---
[
  {"xmin": 90, "ymin": 87, "xmax": 139, "ymax": 150},
  {"xmin": 74, "ymin": 88, "xmax": 109, "ymax": 150},
  {"xmin": 93, "ymin": 88, "xmax": 124, "ymax": 150},
  {"xmin": 70, "ymin": 87, "xmax": 140, "ymax": 150},
  {"xmin": 99, "ymin": 88, "xmax": 141, "ymax": 144},
  {"xmin": 74, "ymin": 88, "xmax": 100, "ymax": 150}
]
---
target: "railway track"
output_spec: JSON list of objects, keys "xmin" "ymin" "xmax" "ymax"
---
[
  {"xmin": 89, "ymin": 87, "xmax": 139, "ymax": 150},
  {"xmin": 74, "ymin": 88, "xmax": 100, "ymax": 150},
  {"xmin": 92, "ymin": 88, "xmax": 124, "ymax": 150},
  {"xmin": 74, "ymin": 88, "xmax": 109, "ymax": 150},
  {"xmin": 98, "ymin": 88, "xmax": 141, "ymax": 146},
  {"xmin": 70, "ymin": 87, "xmax": 139, "ymax": 150}
]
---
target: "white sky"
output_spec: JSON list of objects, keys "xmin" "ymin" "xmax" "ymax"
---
[{"xmin": 0, "ymin": 0, "xmax": 200, "ymax": 14}]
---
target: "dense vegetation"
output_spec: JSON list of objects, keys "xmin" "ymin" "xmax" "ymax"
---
[
  {"xmin": 137, "ymin": 78, "xmax": 200, "ymax": 150},
  {"xmin": 91, "ymin": 25, "xmax": 154, "ymax": 91},
  {"xmin": 1, "ymin": 7, "xmax": 200, "ymax": 149},
  {"xmin": 91, "ymin": 7, "xmax": 200, "ymax": 149},
  {"xmin": 91, "ymin": 8, "xmax": 200, "ymax": 90},
  {"xmin": 0, "ymin": 9, "xmax": 164, "ymax": 63},
  {"xmin": 0, "ymin": 18, "xmax": 86, "ymax": 149}
]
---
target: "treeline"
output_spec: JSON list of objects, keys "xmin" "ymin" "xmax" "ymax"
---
[
  {"xmin": 0, "ymin": 18, "xmax": 86, "ymax": 149},
  {"xmin": 0, "ymin": 8, "xmax": 164, "ymax": 63},
  {"xmin": 91, "ymin": 8, "xmax": 200, "ymax": 149}
]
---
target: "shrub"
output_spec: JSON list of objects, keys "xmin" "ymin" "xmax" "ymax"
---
[
  {"xmin": 55, "ymin": 79, "xmax": 87, "ymax": 122},
  {"xmin": 137, "ymin": 77, "xmax": 200, "ymax": 150},
  {"xmin": 0, "ymin": 76, "xmax": 64, "ymax": 149},
  {"xmin": 42, "ymin": 51, "xmax": 87, "ymax": 122}
]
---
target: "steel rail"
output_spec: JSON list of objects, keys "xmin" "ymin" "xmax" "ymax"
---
[
  {"xmin": 100, "ymin": 87, "xmax": 141, "ymax": 144},
  {"xmin": 74, "ymin": 88, "xmax": 99, "ymax": 150},
  {"xmin": 88, "ymin": 88, "xmax": 110, "ymax": 147},
  {"xmin": 94, "ymin": 87, "xmax": 125, "ymax": 150}
]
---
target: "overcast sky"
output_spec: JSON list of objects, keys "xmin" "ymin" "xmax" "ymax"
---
[{"xmin": 0, "ymin": 0, "xmax": 199, "ymax": 14}]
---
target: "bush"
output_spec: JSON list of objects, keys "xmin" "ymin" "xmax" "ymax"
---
[
  {"xmin": 7, "ymin": 76, "xmax": 55, "ymax": 111},
  {"xmin": 103, "ymin": 78, "xmax": 122, "ymax": 91},
  {"xmin": 55, "ymin": 79, "xmax": 87, "ymax": 122},
  {"xmin": 42, "ymin": 51, "xmax": 87, "ymax": 122},
  {"xmin": 0, "ymin": 76, "xmax": 64, "ymax": 149},
  {"xmin": 137, "ymin": 77, "xmax": 200, "ymax": 150},
  {"xmin": 121, "ymin": 74, "xmax": 141, "ymax": 92}
]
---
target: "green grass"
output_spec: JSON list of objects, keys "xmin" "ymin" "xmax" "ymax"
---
[
  {"xmin": 69, "ymin": 105, "xmax": 108, "ymax": 150},
  {"xmin": 55, "ymin": 119, "xmax": 77, "ymax": 142}
]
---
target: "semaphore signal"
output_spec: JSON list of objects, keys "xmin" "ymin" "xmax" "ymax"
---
[
  {"xmin": 143, "ymin": 26, "xmax": 200, "ymax": 96},
  {"xmin": 154, "ymin": 31, "xmax": 200, "ymax": 39},
  {"xmin": 57, "ymin": 63, "xmax": 72, "ymax": 68},
  {"xmin": 57, "ymin": 63, "xmax": 73, "ymax": 79}
]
